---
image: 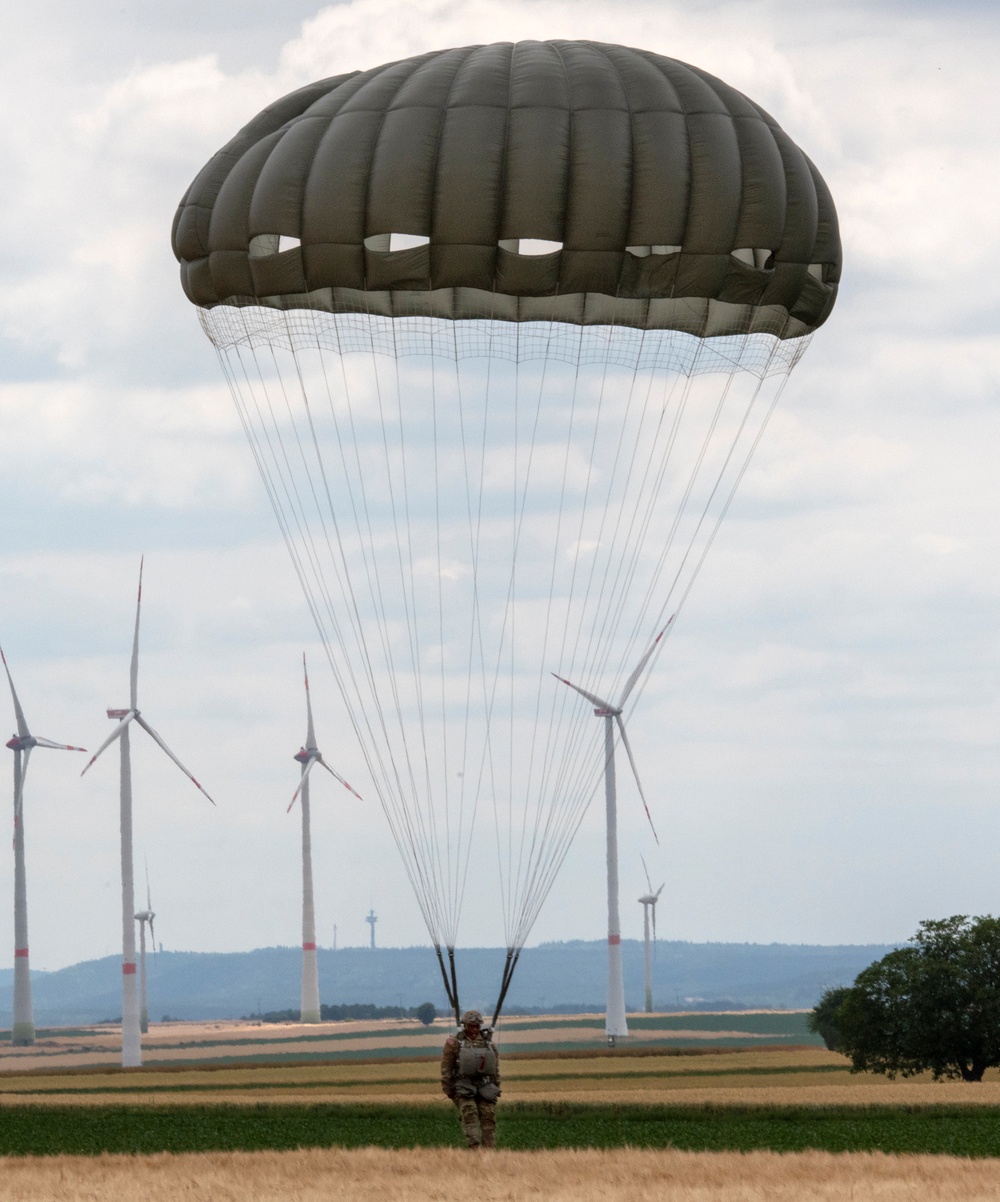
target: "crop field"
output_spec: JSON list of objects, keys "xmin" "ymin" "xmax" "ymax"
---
[
  {"xmin": 0, "ymin": 1011, "xmax": 821, "ymax": 1072},
  {"xmin": 2, "ymin": 1022, "xmax": 1000, "ymax": 1198},
  {"xmin": 1, "ymin": 1147, "xmax": 1000, "ymax": 1202}
]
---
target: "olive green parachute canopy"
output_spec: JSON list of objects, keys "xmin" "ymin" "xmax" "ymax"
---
[{"xmin": 172, "ymin": 40, "xmax": 840, "ymax": 338}]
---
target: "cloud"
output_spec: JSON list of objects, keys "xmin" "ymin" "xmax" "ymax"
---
[{"xmin": 0, "ymin": 1, "xmax": 997, "ymax": 973}]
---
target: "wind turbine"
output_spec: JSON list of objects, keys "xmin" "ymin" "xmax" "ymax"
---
[
  {"xmin": 288, "ymin": 654, "xmax": 361, "ymax": 1024},
  {"xmin": 639, "ymin": 856, "xmax": 665, "ymax": 1014},
  {"xmin": 1, "ymin": 649, "xmax": 86, "ymax": 1046},
  {"xmin": 81, "ymin": 561, "xmax": 214, "ymax": 1067},
  {"xmin": 554, "ymin": 618, "xmax": 672, "ymax": 1045},
  {"xmin": 135, "ymin": 864, "xmax": 156, "ymax": 1035}
]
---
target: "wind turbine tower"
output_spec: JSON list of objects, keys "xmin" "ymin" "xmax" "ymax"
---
[
  {"xmin": 638, "ymin": 857, "xmax": 665, "ymax": 1014},
  {"xmin": 287, "ymin": 655, "xmax": 361, "ymax": 1024},
  {"xmin": 554, "ymin": 619, "xmax": 671, "ymax": 1044},
  {"xmin": 81, "ymin": 561, "xmax": 214, "ymax": 1067},
  {"xmin": 135, "ymin": 866, "xmax": 156, "ymax": 1035},
  {"xmin": 1, "ymin": 649, "xmax": 86, "ymax": 1046},
  {"xmin": 366, "ymin": 907, "xmax": 377, "ymax": 949}
]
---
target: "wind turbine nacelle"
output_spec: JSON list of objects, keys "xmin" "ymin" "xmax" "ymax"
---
[
  {"xmin": 594, "ymin": 707, "xmax": 618, "ymax": 717},
  {"xmin": 107, "ymin": 708, "xmax": 129, "ymax": 719}
]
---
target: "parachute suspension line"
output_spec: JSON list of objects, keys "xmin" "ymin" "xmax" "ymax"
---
[
  {"xmin": 507, "ymin": 333, "xmax": 590, "ymax": 951},
  {"xmin": 577, "ymin": 355, "xmax": 688, "ymax": 692},
  {"xmin": 625, "ymin": 333, "xmax": 787, "ymax": 684},
  {"xmin": 429, "ymin": 353, "xmax": 454, "ymax": 942},
  {"xmin": 225, "ymin": 334, "xmax": 435, "ymax": 950},
  {"xmin": 514, "ymin": 328, "xmax": 800, "ymax": 923},
  {"xmin": 628, "ymin": 353, "xmax": 795, "ymax": 720},
  {"xmin": 509, "ymin": 323, "xmax": 625, "ymax": 953},
  {"xmin": 503, "ymin": 328, "xmax": 561, "ymax": 950},
  {"xmin": 390, "ymin": 339, "xmax": 467, "ymax": 951},
  {"xmin": 521, "ymin": 362, "xmax": 660, "ymax": 930},
  {"xmin": 378, "ymin": 344, "xmax": 440, "ymax": 931},
  {"xmin": 450, "ymin": 334, "xmax": 493, "ymax": 949},
  {"xmin": 346, "ymin": 341, "xmax": 452, "ymax": 946},
  {"xmin": 348, "ymin": 343, "xmax": 452, "ymax": 950},
  {"xmin": 231, "ymin": 326, "xmax": 452, "ymax": 952},
  {"xmin": 213, "ymin": 302, "xmax": 810, "ymax": 994},
  {"xmin": 310, "ymin": 336, "xmax": 425, "ymax": 826}
]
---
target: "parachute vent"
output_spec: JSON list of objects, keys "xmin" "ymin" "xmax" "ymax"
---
[
  {"xmin": 248, "ymin": 234, "xmax": 301, "ymax": 257},
  {"xmin": 499, "ymin": 239, "xmax": 564, "ymax": 256},
  {"xmin": 364, "ymin": 233, "xmax": 431, "ymax": 252}
]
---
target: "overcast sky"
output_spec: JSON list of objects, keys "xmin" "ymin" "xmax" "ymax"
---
[{"xmin": 0, "ymin": 0, "xmax": 997, "ymax": 976}]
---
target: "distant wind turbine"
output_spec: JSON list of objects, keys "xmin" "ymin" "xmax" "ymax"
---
[
  {"xmin": 1, "ymin": 648, "xmax": 86, "ymax": 1046},
  {"xmin": 288, "ymin": 654, "xmax": 361, "ymax": 1024},
  {"xmin": 554, "ymin": 618, "xmax": 672, "ymax": 1044},
  {"xmin": 81, "ymin": 560, "xmax": 214, "ymax": 1067},
  {"xmin": 639, "ymin": 856, "xmax": 665, "ymax": 1014},
  {"xmin": 135, "ymin": 863, "xmax": 156, "ymax": 1035}
]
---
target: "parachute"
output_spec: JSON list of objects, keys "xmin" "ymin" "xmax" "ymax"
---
[{"xmin": 173, "ymin": 41, "xmax": 840, "ymax": 1021}]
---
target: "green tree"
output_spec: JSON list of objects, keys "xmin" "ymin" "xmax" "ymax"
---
[
  {"xmin": 415, "ymin": 1002, "xmax": 437, "ymax": 1026},
  {"xmin": 808, "ymin": 986, "xmax": 851, "ymax": 1052},
  {"xmin": 837, "ymin": 915, "xmax": 1000, "ymax": 1082}
]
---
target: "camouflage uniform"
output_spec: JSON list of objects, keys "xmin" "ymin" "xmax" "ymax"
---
[{"xmin": 440, "ymin": 1010, "xmax": 501, "ymax": 1149}]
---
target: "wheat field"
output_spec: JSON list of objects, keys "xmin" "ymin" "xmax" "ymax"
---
[
  {"xmin": 4, "ymin": 1045, "xmax": 1000, "ymax": 1108},
  {"xmin": 1, "ymin": 1146, "xmax": 999, "ymax": 1201}
]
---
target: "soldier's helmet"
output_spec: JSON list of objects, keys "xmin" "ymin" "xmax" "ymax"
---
[{"xmin": 461, "ymin": 1009, "xmax": 484, "ymax": 1026}]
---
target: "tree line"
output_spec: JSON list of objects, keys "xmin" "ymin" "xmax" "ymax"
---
[{"xmin": 246, "ymin": 1002, "xmax": 438, "ymax": 1025}]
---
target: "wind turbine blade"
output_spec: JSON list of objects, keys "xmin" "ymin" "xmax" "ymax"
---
[
  {"xmin": 130, "ymin": 558, "xmax": 144, "ymax": 711},
  {"xmin": 316, "ymin": 755, "xmax": 363, "ymax": 800},
  {"xmin": 655, "ymin": 883, "xmax": 665, "ymax": 900},
  {"xmin": 640, "ymin": 854, "xmax": 653, "ymax": 895},
  {"xmin": 551, "ymin": 673, "xmax": 611, "ymax": 712},
  {"xmin": 619, "ymin": 615, "xmax": 676, "ymax": 708},
  {"xmin": 0, "ymin": 647, "xmax": 29, "ymax": 740},
  {"xmin": 287, "ymin": 755, "xmax": 318, "ymax": 812},
  {"xmin": 145, "ymin": 859, "xmax": 152, "ymax": 913},
  {"xmin": 302, "ymin": 654, "xmax": 317, "ymax": 751},
  {"xmin": 16, "ymin": 745, "xmax": 32, "ymax": 815},
  {"xmin": 32, "ymin": 737, "xmax": 87, "ymax": 752},
  {"xmin": 149, "ymin": 915, "xmax": 156, "ymax": 955},
  {"xmin": 80, "ymin": 712, "xmax": 134, "ymax": 776},
  {"xmin": 615, "ymin": 715, "xmax": 658, "ymax": 844},
  {"xmin": 133, "ymin": 715, "xmax": 216, "ymax": 805},
  {"xmin": 652, "ymin": 899, "xmax": 657, "ymax": 950}
]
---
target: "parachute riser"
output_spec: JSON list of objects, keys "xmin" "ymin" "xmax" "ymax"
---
[
  {"xmin": 491, "ymin": 947, "xmax": 521, "ymax": 1028},
  {"xmin": 447, "ymin": 946, "xmax": 461, "ymax": 1025},
  {"xmin": 433, "ymin": 944, "xmax": 461, "ymax": 1024}
]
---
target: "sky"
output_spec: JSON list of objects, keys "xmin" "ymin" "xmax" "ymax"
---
[{"xmin": 0, "ymin": 0, "xmax": 997, "ymax": 974}]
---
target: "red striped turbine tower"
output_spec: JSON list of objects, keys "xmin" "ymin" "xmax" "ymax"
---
[
  {"xmin": 287, "ymin": 655, "xmax": 361, "ymax": 1023},
  {"xmin": 2, "ymin": 649, "xmax": 86, "ymax": 1046},
  {"xmin": 554, "ymin": 619, "xmax": 671, "ymax": 1044},
  {"xmin": 81, "ymin": 561, "xmax": 214, "ymax": 1067}
]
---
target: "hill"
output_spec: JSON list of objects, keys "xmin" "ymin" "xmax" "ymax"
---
[{"xmin": 0, "ymin": 939, "xmax": 894, "ymax": 1026}]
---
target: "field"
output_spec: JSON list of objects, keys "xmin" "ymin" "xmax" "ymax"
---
[
  {"xmin": 3, "ymin": 1015, "xmax": 1000, "ymax": 1199},
  {"xmin": 2, "ymin": 1148, "xmax": 1000, "ymax": 1202}
]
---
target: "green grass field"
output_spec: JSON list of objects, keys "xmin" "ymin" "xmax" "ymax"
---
[{"xmin": 2, "ymin": 1101, "xmax": 1000, "ymax": 1158}]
